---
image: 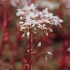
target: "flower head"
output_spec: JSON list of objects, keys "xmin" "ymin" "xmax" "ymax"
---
[{"xmin": 16, "ymin": 3, "xmax": 63, "ymax": 38}]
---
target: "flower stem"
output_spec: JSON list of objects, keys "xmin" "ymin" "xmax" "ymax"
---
[{"xmin": 28, "ymin": 28, "xmax": 32, "ymax": 70}]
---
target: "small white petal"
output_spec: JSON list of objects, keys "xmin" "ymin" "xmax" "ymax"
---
[
  {"xmin": 20, "ymin": 27, "xmax": 26, "ymax": 30},
  {"xmin": 43, "ymin": 8, "xmax": 48, "ymax": 14},
  {"xmin": 27, "ymin": 50, "xmax": 30, "ymax": 52},
  {"xmin": 19, "ymin": 22, "xmax": 24, "ymax": 24},
  {"xmin": 59, "ymin": 19, "xmax": 63, "ymax": 23},
  {"xmin": 38, "ymin": 42, "xmax": 41, "ymax": 47},
  {"xmin": 16, "ymin": 13, "xmax": 20, "ymax": 16},
  {"xmin": 49, "ymin": 28, "xmax": 53, "ymax": 32},
  {"xmin": 22, "ymin": 34, "xmax": 25, "ymax": 37},
  {"xmin": 27, "ymin": 32, "xmax": 30, "ymax": 39},
  {"xmin": 47, "ymin": 52, "xmax": 52, "ymax": 55},
  {"xmin": 20, "ymin": 17, "xmax": 23, "ymax": 20},
  {"xmin": 17, "ymin": 9, "xmax": 21, "ymax": 11}
]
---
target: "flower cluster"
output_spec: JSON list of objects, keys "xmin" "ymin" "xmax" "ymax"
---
[{"xmin": 16, "ymin": 3, "xmax": 63, "ymax": 38}]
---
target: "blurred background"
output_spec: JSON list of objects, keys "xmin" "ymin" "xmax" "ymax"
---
[{"xmin": 0, "ymin": 0, "xmax": 70, "ymax": 70}]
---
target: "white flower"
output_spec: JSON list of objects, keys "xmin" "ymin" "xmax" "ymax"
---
[
  {"xmin": 20, "ymin": 27, "xmax": 26, "ymax": 31},
  {"xmin": 48, "ymin": 28, "xmax": 53, "ymax": 32},
  {"xmin": 16, "ymin": 11, "xmax": 25, "ymax": 16},
  {"xmin": 27, "ymin": 50, "xmax": 30, "ymax": 52},
  {"xmin": 20, "ymin": 16, "xmax": 23, "ymax": 20},
  {"xmin": 25, "ymin": 16, "xmax": 32, "ymax": 25},
  {"xmin": 38, "ymin": 42, "xmax": 41, "ymax": 47},
  {"xmin": 29, "ymin": 3, "xmax": 36, "ymax": 10},
  {"xmin": 16, "ymin": 3, "xmax": 63, "ymax": 38},
  {"xmin": 43, "ymin": 8, "xmax": 48, "ymax": 14},
  {"xmin": 19, "ymin": 22, "xmax": 24, "ymax": 24},
  {"xmin": 47, "ymin": 52, "xmax": 52, "ymax": 55}
]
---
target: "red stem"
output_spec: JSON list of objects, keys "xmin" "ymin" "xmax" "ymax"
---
[{"xmin": 28, "ymin": 28, "xmax": 32, "ymax": 70}]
